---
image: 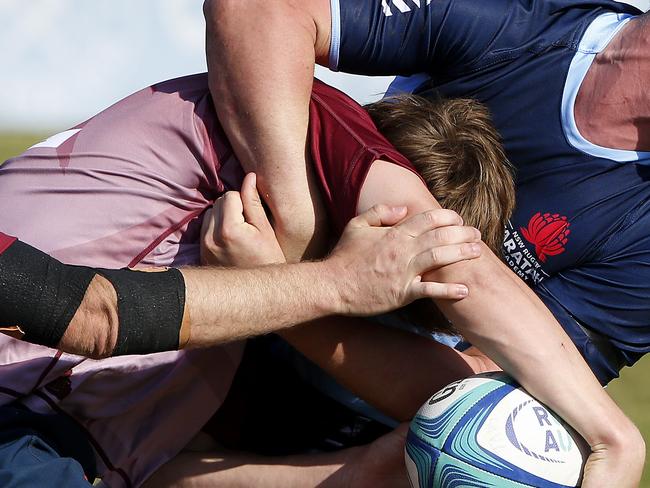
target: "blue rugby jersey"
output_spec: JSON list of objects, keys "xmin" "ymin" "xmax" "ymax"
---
[{"xmin": 331, "ymin": 0, "xmax": 648, "ymax": 381}]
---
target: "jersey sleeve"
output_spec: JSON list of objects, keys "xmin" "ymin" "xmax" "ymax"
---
[
  {"xmin": 331, "ymin": 0, "xmax": 505, "ymax": 76},
  {"xmin": 330, "ymin": 0, "xmax": 439, "ymax": 75},
  {"xmin": 308, "ymin": 79, "xmax": 423, "ymax": 234},
  {"xmin": 331, "ymin": 0, "xmax": 596, "ymax": 78}
]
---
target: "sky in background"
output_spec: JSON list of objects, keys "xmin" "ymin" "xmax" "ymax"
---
[
  {"xmin": 0, "ymin": 0, "xmax": 391, "ymax": 131},
  {"xmin": 0, "ymin": 0, "xmax": 647, "ymax": 132}
]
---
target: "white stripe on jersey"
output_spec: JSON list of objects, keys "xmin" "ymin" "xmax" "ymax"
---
[
  {"xmin": 29, "ymin": 129, "xmax": 82, "ymax": 149},
  {"xmin": 382, "ymin": 0, "xmax": 432, "ymax": 17}
]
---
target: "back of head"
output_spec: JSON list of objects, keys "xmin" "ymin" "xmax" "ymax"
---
[{"xmin": 366, "ymin": 94, "xmax": 515, "ymax": 256}]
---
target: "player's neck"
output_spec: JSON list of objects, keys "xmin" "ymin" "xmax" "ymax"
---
[{"xmin": 574, "ymin": 15, "xmax": 650, "ymax": 152}]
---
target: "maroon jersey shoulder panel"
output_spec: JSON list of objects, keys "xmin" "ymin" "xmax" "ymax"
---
[
  {"xmin": 0, "ymin": 233, "xmax": 17, "ymax": 255},
  {"xmin": 308, "ymin": 79, "xmax": 422, "ymax": 234}
]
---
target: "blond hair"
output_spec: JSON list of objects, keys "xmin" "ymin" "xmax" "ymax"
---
[
  {"xmin": 366, "ymin": 94, "xmax": 515, "ymax": 333},
  {"xmin": 366, "ymin": 95, "xmax": 515, "ymax": 255}
]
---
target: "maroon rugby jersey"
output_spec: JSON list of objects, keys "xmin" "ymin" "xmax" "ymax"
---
[{"xmin": 307, "ymin": 78, "xmax": 418, "ymax": 233}]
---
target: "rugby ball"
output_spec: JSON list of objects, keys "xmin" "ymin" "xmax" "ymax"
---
[{"xmin": 405, "ymin": 373, "xmax": 589, "ymax": 487}]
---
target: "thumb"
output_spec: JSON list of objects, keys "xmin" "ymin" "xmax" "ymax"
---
[
  {"xmin": 348, "ymin": 204, "xmax": 407, "ymax": 229},
  {"xmin": 241, "ymin": 173, "xmax": 273, "ymax": 231},
  {"xmin": 200, "ymin": 206, "xmax": 216, "ymax": 244}
]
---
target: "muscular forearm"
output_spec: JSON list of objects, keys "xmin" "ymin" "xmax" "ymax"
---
[
  {"xmin": 433, "ymin": 254, "xmax": 645, "ymax": 484},
  {"xmin": 185, "ymin": 203, "xmax": 467, "ymax": 349},
  {"xmin": 204, "ymin": 0, "xmax": 319, "ymax": 172},
  {"xmin": 48, "ymin": 203, "xmax": 453, "ymax": 358},
  {"xmin": 58, "ymin": 262, "xmax": 342, "ymax": 358},
  {"xmin": 431, "ymin": 253, "xmax": 637, "ymax": 449},
  {"xmin": 0, "ymin": 237, "xmax": 340, "ymax": 358},
  {"xmin": 180, "ymin": 263, "xmax": 341, "ymax": 348},
  {"xmin": 204, "ymin": 0, "xmax": 330, "ymax": 260}
]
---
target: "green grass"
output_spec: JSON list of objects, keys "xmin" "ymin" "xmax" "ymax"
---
[
  {"xmin": 0, "ymin": 133, "xmax": 48, "ymax": 163},
  {"xmin": 608, "ymin": 355, "xmax": 650, "ymax": 486},
  {"xmin": 1, "ymin": 133, "xmax": 648, "ymax": 485}
]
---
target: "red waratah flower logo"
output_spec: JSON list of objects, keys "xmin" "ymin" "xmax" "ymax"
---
[{"xmin": 520, "ymin": 212, "xmax": 570, "ymax": 262}]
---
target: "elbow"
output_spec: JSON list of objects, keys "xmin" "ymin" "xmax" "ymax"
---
[
  {"xmin": 265, "ymin": 192, "xmax": 329, "ymax": 261},
  {"xmin": 611, "ymin": 419, "xmax": 646, "ymax": 469},
  {"xmin": 272, "ymin": 208, "xmax": 329, "ymax": 262},
  {"xmin": 63, "ymin": 275, "xmax": 119, "ymax": 360},
  {"xmin": 89, "ymin": 297, "xmax": 119, "ymax": 359}
]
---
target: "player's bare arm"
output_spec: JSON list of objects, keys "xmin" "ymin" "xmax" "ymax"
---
[
  {"xmin": 360, "ymin": 161, "xmax": 645, "ymax": 487},
  {"xmin": 575, "ymin": 13, "xmax": 650, "ymax": 151},
  {"xmin": 200, "ymin": 169, "xmax": 493, "ymax": 420},
  {"xmin": 280, "ymin": 315, "xmax": 498, "ymax": 421},
  {"xmin": 204, "ymin": 0, "xmax": 332, "ymax": 261},
  {"xmin": 184, "ymin": 195, "xmax": 474, "ymax": 349}
]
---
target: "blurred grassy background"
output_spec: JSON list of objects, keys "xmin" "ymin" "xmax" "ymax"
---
[
  {"xmin": 608, "ymin": 357, "xmax": 650, "ymax": 487},
  {"xmin": 0, "ymin": 133, "xmax": 648, "ymax": 485},
  {"xmin": 0, "ymin": 134, "xmax": 48, "ymax": 162}
]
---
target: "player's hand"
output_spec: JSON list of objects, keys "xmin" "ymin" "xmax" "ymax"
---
[
  {"xmin": 201, "ymin": 172, "xmax": 286, "ymax": 267},
  {"xmin": 345, "ymin": 424, "xmax": 411, "ymax": 488},
  {"xmin": 581, "ymin": 429, "xmax": 645, "ymax": 488},
  {"xmin": 328, "ymin": 205, "xmax": 482, "ymax": 316}
]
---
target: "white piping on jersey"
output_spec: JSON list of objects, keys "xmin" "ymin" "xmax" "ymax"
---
[
  {"xmin": 329, "ymin": 0, "xmax": 341, "ymax": 70},
  {"xmin": 561, "ymin": 12, "xmax": 650, "ymax": 163}
]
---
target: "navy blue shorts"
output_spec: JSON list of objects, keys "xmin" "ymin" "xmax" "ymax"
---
[{"xmin": 0, "ymin": 405, "xmax": 96, "ymax": 487}]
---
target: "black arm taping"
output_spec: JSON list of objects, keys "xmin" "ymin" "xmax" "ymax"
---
[
  {"xmin": 95, "ymin": 268, "xmax": 185, "ymax": 356},
  {"xmin": 0, "ymin": 239, "xmax": 186, "ymax": 355},
  {"xmin": 0, "ymin": 240, "xmax": 95, "ymax": 348}
]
